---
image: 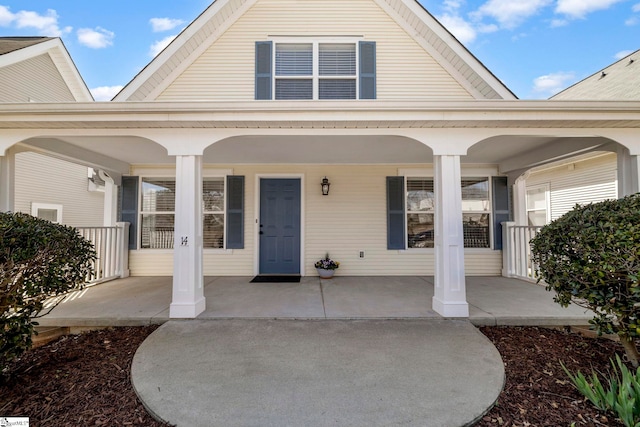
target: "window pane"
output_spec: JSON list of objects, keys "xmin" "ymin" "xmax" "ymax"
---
[
  {"xmin": 526, "ymin": 187, "xmax": 547, "ymax": 210},
  {"xmin": 141, "ymin": 214, "xmax": 174, "ymax": 249},
  {"xmin": 204, "ymin": 214, "xmax": 224, "ymax": 249},
  {"xmin": 37, "ymin": 208, "xmax": 58, "ymax": 222},
  {"xmin": 276, "ymin": 43, "xmax": 312, "ymax": 76},
  {"xmin": 319, "ymin": 79, "xmax": 356, "ymax": 99},
  {"xmin": 461, "ymin": 178, "xmax": 490, "ymax": 211},
  {"xmin": 407, "ymin": 213, "xmax": 434, "ymax": 248},
  {"xmin": 319, "ymin": 43, "xmax": 356, "ymax": 76},
  {"xmin": 407, "ymin": 179, "xmax": 434, "ymax": 212},
  {"xmin": 275, "ymin": 79, "xmax": 313, "ymax": 100},
  {"xmin": 528, "ymin": 211, "xmax": 547, "ymax": 227},
  {"xmin": 463, "ymin": 213, "xmax": 490, "ymax": 248},
  {"xmin": 203, "ymin": 178, "xmax": 224, "ymax": 212},
  {"xmin": 142, "ymin": 179, "xmax": 175, "ymax": 212}
]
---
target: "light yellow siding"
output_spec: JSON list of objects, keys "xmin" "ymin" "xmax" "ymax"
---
[
  {"xmin": 14, "ymin": 152, "xmax": 105, "ymax": 227},
  {"xmin": 157, "ymin": 0, "xmax": 472, "ymax": 101},
  {"xmin": 0, "ymin": 54, "xmax": 75, "ymax": 102},
  {"xmin": 128, "ymin": 164, "xmax": 502, "ymax": 276},
  {"xmin": 526, "ymin": 153, "xmax": 617, "ymax": 221}
]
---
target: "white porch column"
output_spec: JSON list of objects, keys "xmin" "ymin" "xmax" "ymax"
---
[
  {"xmin": 432, "ymin": 155, "xmax": 469, "ymax": 317},
  {"xmin": 512, "ymin": 174, "xmax": 528, "ymax": 226},
  {"xmin": 99, "ymin": 170, "xmax": 118, "ymax": 226},
  {"xmin": 617, "ymin": 147, "xmax": 640, "ymax": 197},
  {"xmin": 0, "ymin": 151, "xmax": 15, "ymax": 212},
  {"xmin": 115, "ymin": 221, "xmax": 130, "ymax": 278},
  {"xmin": 170, "ymin": 155, "xmax": 205, "ymax": 318}
]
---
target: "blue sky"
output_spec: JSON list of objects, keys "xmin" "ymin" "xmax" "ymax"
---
[{"xmin": 1, "ymin": 0, "xmax": 639, "ymax": 100}]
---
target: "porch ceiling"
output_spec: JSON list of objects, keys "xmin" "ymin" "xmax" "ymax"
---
[{"xmin": 205, "ymin": 135, "xmax": 434, "ymax": 164}]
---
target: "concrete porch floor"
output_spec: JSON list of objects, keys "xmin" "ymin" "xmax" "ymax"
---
[{"xmin": 38, "ymin": 275, "xmax": 592, "ymax": 327}]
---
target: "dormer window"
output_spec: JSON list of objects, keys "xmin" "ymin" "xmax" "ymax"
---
[{"xmin": 256, "ymin": 40, "xmax": 375, "ymax": 100}]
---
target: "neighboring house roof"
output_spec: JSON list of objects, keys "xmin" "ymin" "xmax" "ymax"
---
[
  {"xmin": 0, "ymin": 36, "xmax": 55, "ymax": 55},
  {"xmin": 114, "ymin": 0, "xmax": 516, "ymax": 101},
  {"xmin": 0, "ymin": 37, "xmax": 93, "ymax": 102},
  {"xmin": 552, "ymin": 48, "xmax": 640, "ymax": 100}
]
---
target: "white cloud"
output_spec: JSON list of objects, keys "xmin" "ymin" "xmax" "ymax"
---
[
  {"xmin": 550, "ymin": 18, "xmax": 569, "ymax": 27},
  {"xmin": 472, "ymin": 0, "xmax": 553, "ymax": 29},
  {"xmin": 150, "ymin": 17, "xmax": 184, "ymax": 32},
  {"xmin": 556, "ymin": 0, "xmax": 626, "ymax": 19},
  {"xmin": 0, "ymin": 5, "xmax": 14, "ymax": 26},
  {"xmin": 532, "ymin": 72, "xmax": 576, "ymax": 95},
  {"xmin": 77, "ymin": 27, "xmax": 114, "ymax": 49},
  {"xmin": 437, "ymin": 14, "xmax": 477, "ymax": 43},
  {"xmin": 0, "ymin": 6, "xmax": 71, "ymax": 36},
  {"xmin": 615, "ymin": 50, "xmax": 634, "ymax": 60},
  {"xmin": 626, "ymin": 16, "xmax": 639, "ymax": 25},
  {"xmin": 90, "ymin": 85, "xmax": 123, "ymax": 101},
  {"xmin": 149, "ymin": 35, "xmax": 177, "ymax": 57},
  {"xmin": 634, "ymin": 3, "xmax": 640, "ymax": 12}
]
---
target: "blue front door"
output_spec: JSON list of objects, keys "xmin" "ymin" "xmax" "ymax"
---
[{"xmin": 259, "ymin": 179, "xmax": 301, "ymax": 274}]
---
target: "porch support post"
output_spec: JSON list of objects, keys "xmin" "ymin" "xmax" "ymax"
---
[
  {"xmin": 115, "ymin": 221, "xmax": 130, "ymax": 278},
  {"xmin": 0, "ymin": 150, "xmax": 15, "ymax": 212},
  {"xmin": 99, "ymin": 170, "xmax": 117, "ymax": 226},
  {"xmin": 512, "ymin": 175, "xmax": 528, "ymax": 226},
  {"xmin": 432, "ymin": 154, "xmax": 469, "ymax": 318},
  {"xmin": 617, "ymin": 147, "xmax": 640, "ymax": 197},
  {"xmin": 170, "ymin": 154, "xmax": 205, "ymax": 318}
]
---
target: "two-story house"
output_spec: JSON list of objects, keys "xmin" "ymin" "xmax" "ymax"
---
[{"xmin": 1, "ymin": 0, "xmax": 639, "ymax": 320}]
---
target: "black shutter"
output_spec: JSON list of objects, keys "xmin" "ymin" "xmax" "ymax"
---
[
  {"xmin": 226, "ymin": 176, "xmax": 244, "ymax": 249},
  {"xmin": 359, "ymin": 41, "xmax": 376, "ymax": 99},
  {"xmin": 492, "ymin": 176, "xmax": 510, "ymax": 250},
  {"xmin": 119, "ymin": 176, "xmax": 139, "ymax": 250},
  {"xmin": 255, "ymin": 41, "xmax": 272, "ymax": 100},
  {"xmin": 387, "ymin": 176, "xmax": 405, "ymax": 250}
]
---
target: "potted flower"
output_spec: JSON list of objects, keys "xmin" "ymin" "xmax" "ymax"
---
[{"xmin": 315, "ymin": 253, "xmax": 340, "ymax": 279}]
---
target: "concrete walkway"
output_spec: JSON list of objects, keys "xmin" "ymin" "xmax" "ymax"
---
[
  {"xmin": 132, "ymin": 319, "xmax": 505, "ymax": 427},
  {"xmin": 38, "ymin": 276, "xmax": 591, "ymax": 427},
  {"xmin": 38, "ymin": 275, "xmax": 593, "ymax": 327}
]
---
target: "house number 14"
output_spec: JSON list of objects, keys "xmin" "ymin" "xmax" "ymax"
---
[{"xmin": 181, "ymin": 236, "xmax": 188, "ymax": 246}]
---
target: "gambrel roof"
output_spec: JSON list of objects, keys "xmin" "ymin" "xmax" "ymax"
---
[
  {"xmin": 552, "ymin": 49, "xmax": 640, "ymax": 100},
  {"xmin": 0, "ymin": 37, "xmax": 93, "ymax": 102},
  {"xmin": 114, "ymin": 0, "xmax": 516, "ymax": 101}
]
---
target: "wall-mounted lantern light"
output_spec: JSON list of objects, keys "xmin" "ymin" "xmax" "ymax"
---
[{"xmin": 321, "ymin": 176, "xmax": 330, "ymax": 196}]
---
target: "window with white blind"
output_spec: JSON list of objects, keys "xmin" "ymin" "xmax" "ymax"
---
[
  {"xmin": 526, "ymin": 184, "xmax": 550, "ymax": 226},
  {"xmin": 274, "ymin": 42, "xmax": 357, "ymax": 100},
  {"xmin": 405, "ymin": 177, "xmax": 492, "ymax": 249},
  {"xmin": 140, "ymin": 177, "xmax": 226, "ymax": 249}
]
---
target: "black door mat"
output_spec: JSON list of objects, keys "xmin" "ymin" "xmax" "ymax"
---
[{"xmin": 250, "ymin": 275, "xmax": 301, "ymax": 283}]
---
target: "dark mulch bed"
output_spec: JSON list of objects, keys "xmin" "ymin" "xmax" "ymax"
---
[
  {"xmin": 477, "ymin": 326, "xmax": 624, "ymax": 427},
  {"xmin": 0, "ymin": 325, "xmax": 629, "ymax": 426},
  {"xmin": 0, "ymin": 325, "xmax": 170, "ymax": 426}
]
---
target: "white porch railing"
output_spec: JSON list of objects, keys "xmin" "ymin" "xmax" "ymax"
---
[
  {"xmin": 76, "ymin": 222, "xmax": 130, "ymax": 285},
  {"xmin": 502, "ymin": 222, "xmax": 543, "ymax": 282}
]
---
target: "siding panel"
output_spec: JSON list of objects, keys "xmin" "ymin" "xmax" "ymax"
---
[
  {"xmin": 526, "ymin": 153, "xmax": 617, "ymax": 221},
  {"xmin": 14, "ymin": 152, "xmax": 104, "ymax": 227},
  {"xmin": 157, "ymin": 0, "xmax": 472, "ymax": 101},
  {"xmin": 0, "ymin": 54, "xmax": 75, "ymax": 102}
]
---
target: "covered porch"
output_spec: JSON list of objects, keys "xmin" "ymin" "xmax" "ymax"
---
[
  {"xmin": 37, "ymin": 275, "xmax": 593, "ymax": 328},
  {"xmin": 2, "ymin": 100, "xmax": 639, "ymax": 322}
]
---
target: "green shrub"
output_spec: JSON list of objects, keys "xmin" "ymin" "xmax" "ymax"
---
[
  {"xmin": 530, "ymin": 194, "xmax": 640, "ymax": 367},
  {"xmin": 1, "ymin": 212, "xmax": 95, "ymax": 374},
  {"xmin": 563, "ymin": 355, "xmax": 640, "ymax": 427}
]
